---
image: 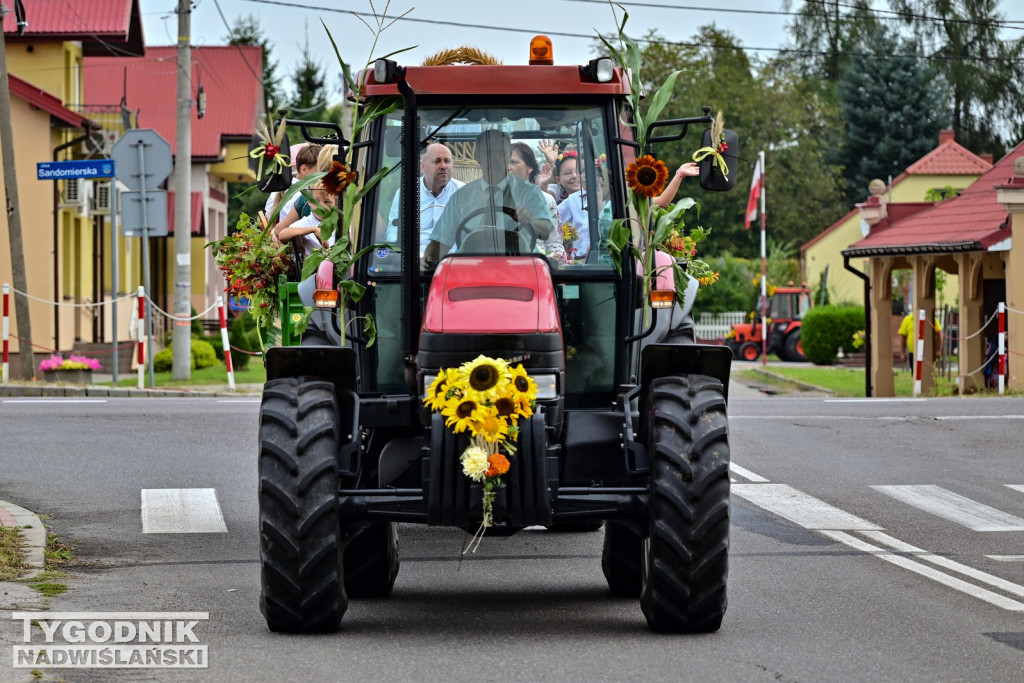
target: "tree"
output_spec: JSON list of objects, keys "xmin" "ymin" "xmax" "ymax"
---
[
  {"xmin": 288, "ymin": 24, "xmax": 328, "ymax": 118},
  {"xmin": 634, "ymin": 27, "xmax": 847, "ymax": 258},
  {"xmin": 783, "ymin": 0, "xmax": 880, "ymax": 82},
  {"xmin": 836, "ymin": 25, "xmax": 950, "ymax": 202},
  {"xmin": 890, "ymin": 0, "xmax": 1024, "ymax": 157},
  {"xmin": 224, "ymin": 15, "xmax": 284, "ymax": 114}
]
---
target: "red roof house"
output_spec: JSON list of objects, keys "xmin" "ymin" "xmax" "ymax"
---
[
  {"xmin": 84, "ymin": 46, "xmax": 263, "ymax": 161},
  {"xmin": 2, "ymin": 0, "xmax": 144, "ymax": 56}
]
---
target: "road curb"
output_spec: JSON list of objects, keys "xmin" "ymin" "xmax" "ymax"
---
[
  {"xmin": 0, "ymin": 500, "xmax": 46, "ymax": 579},
  {"xmin": 745, "ymin": 367, "xmax": 835, "ymax": 395},
  {"xmin": 0, "ymin": 383, "xmax": 261, "ymax": 398}
]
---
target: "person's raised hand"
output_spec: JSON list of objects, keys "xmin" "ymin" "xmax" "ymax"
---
[{"xmin": 538, "ymin": 139, "xmax": 558, "ymax": 165}]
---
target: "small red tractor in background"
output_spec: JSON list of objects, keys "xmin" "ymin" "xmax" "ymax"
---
[{"xmin": 726, "ymin": 285, "xmax": 811, "ymax": 362}]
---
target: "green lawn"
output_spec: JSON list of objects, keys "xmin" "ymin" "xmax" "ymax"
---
[
  {"xmin": 740, "ymin": 365, "xmax": 964, "ymax": 397},
  {"xmin": 106, "ymin": 361, "xmax": 267, "ymax": 388}
]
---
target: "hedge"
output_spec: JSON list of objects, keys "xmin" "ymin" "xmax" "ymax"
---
[
  {"xmin": 153, "ymin": 338, "xmax": 219, "ymax": 372},
  {"xmin": 801, "ymin": 305, "xmax": 865, "ymax": 365}
]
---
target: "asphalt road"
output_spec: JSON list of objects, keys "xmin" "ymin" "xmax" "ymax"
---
[{"xmin": 1, "ymin": 393, "xmax": 1023, "ymax": 681}]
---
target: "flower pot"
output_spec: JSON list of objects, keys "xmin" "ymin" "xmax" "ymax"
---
[{"xmin": 42, "ymin": 369, "xmax": 93, "ymax": 385}]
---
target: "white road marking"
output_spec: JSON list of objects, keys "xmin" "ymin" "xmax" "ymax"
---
[
  {"xmin": 141, "ymin": 488, "xmax": 227, "ymax": 534},
  {"xmin": 820, "ymin": 530, "xmax": 1024, "ymax": 612},
  {"xmin": 734, "ymin": 415, "xmax": 1024, "ymax": 420},
  {"xmin": 1008, "ymin": 485, "xmax": 1024, "ymax": 495},
  {"xmin": 729, "ymin": 463, "xmax": 769, "ymax": 483},
  {"xmin": 986, "ymin": 556, "xmax": 1024, "ymax": 562},
  {"xmin": 859, "ymin": 530, "xmax": 1024, "ymax": 599},
  {"xmin": 732, "ymin": 484, "xmax": 882, "ymax": 530},
  {"xmin": 872, "ymin": 485, "xmax": 1024, "ymax": 531},
  {"xmin": 825, "ymin": 398, "xmax": 926, "ymax": 403},
  {"xmin": 218, "ymin": 399, "xmax": 260, "ymax": 403}
]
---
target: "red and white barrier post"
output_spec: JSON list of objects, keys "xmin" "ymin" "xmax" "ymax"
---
[
  {"xmin": 137, "ymin": 287, "xmax": 146, "ymax": 389},
  {"xmin": 913, "ymin": 309, "xmax": 926, "ymax": 397},
  {"xmin": 2, "ymin": 283, "xmax": 9, "ymax": 384},
  {"xmin": 998, "ymin": 302, "xmax": 1006, "ymax": 395},
  {"xmin": 217, "ymin": 296, "xmax": 236, "ymax": 390}
]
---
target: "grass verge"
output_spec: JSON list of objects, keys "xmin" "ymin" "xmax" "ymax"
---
[
  {"xmin": 742, "ymin": 365, "xmax": 962, "ymax": 397},
  {"xmin": 107, "ymin": 361, "xmax": 267, "ymax": 388},
  {"xmin": 0, "ymin": 526, "xmax": 27, "ymax": 581}
]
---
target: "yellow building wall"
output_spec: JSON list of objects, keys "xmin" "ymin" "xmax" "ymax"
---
[
  {"xmin": 0, "ymin": 97, "xmax": 64, "ymax": 358},
  {"xmin": 210, "ymin": 141, "xmax": 257, "ymax": 183},
  {"xmin": 6, "ymin": 41, "xmax": 82, "ymax": 107},
  {"xmin": 804, "ymin": 172, "xmax": 982, "ymax": 310}
]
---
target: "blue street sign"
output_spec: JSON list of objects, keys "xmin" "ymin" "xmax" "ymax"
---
[{"xmin": 37, "ymin": 159, "xmax": 115, "ymax": 181}]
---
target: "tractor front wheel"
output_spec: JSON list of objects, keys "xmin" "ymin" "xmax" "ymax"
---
[
  {"xmin": 258, "ymin": 377, "xmax": 347, "ymax": 632},
  {"xmin": 640, "ymin": 375, "xmax": 730, "ymax": 633},
  {"xmin": 601, "ymin": 520, "xmax": 643, "ymax": 597},
  {"xmin": 343, "ymin": 521, "xmax": 400, "ymax": 598}
]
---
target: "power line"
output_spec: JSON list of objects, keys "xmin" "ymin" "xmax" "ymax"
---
[{"xmin": 239, "ymin": 0, "xmax": 1024, "ymax": 64}]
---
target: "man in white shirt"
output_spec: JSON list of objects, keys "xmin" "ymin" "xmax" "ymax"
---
[
  {"xmin": 388, "ymin": 143, "xmax": 464, "ymax": 256},
  {"xmin": 423, "ymin": 130, "xmax": 553, "ymax": 269}
]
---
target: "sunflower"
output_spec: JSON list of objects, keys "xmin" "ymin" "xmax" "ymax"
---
[
  {"xmin": 494, "ymin": 395, "xmax": 518, "ymax": 419},
  {"xmin": 322, "ymin": 160, "xmax": 359, "ymax": 196},
  {"xmin": 443, "ymin": 395, "xmax": 485, "ymax": 433},
  {"xmin": 423, "ymin": 371, "xmax": 454, "ymax": 412},
  {"xmin": 508, "ymin": 365, "xmax": 538, "ymax": 403},
  {"xmin": 461, "ymin": 355, "xmax": 509, "ymax": 395},
  {"xmin": 626, "ymin": 155, "xmax": 669, "ymax": 198},
  {"xmin": 460, "ymin": 446, "xmax": 490, "ymax": 482},
  {"xmin": 475, "ymin": 412, "xmax": 510, "ymax": 444},
  {"xmin": 486, "ymin": 453, "xmax": 511, "ymax": 478}
]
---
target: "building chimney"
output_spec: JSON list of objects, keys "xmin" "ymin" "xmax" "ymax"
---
[
  {"xmin": 939, "ymin": 129, "xmax": 955, "ymax": 144},
  {"xmin": 980, "ymin": 153, "xmax": 994, "ymax": 165}
]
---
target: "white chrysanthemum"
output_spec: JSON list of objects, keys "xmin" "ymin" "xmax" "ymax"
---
[{"xmin": 460, "ymin": 446, "xmax": 490, "ymax": 482}]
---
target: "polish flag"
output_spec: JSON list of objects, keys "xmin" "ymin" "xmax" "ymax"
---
[{"xmin": 745, "ymin": 155, "xmax": 763, "ymax": 229}]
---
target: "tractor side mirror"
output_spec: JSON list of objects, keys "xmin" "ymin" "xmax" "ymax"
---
[
  {"xmin": 698, "ymin": 128, "xmax": 738, "ymax": 192},
  {"xmin": 248, "ymin": 133, "xmax": 293, "ymax": 193}
]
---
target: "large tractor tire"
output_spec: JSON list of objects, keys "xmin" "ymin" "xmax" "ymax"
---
[
  {"xmin": 640, "ymin": 375, "xmax": 730, "ymax": 633},
  {"xmin": 601, "ymin": 520, "xmax": 643, "ymax": 597},
  {"xmin": 343, "ymin": 521, "xmax": 400, "ymax": 598},
  {"xmin": 784, "ymin": 328, "xmax": 807, "ymax": 362},
  {"xmin": 258, "ymin": 377, "xmax": 347, "ymax": 632}
]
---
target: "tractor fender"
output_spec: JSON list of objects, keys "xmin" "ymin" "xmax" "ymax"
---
[
  {"xmin": 265, "ymin": 345, "xmax": 358, "ymax": 392},
  {"xmin": 639, "ymin": 343, "xmax": 733, "ymax": 403}
]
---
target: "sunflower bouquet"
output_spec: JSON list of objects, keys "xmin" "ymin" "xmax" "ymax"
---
[{"xmin": 423, "ymin": 355, "xmax": 539, "ymax": 550}]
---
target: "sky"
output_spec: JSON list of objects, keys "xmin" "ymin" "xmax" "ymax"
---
[{"xmin": 141, "ymin": 0, "xmax": 1022, "ymax": 107}]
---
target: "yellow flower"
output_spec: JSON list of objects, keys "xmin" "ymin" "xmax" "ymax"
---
[
  {"xmin": 460, "ymin": 446, "xmax": 490, "ymax": 482},
  {"xmin": 698, "ymin": 271, "xmax": 720, "ymax": 286},
  {"xmin": 475, "ymin": 412, "xmax": 510, "ymax": 444},
  {"xmin": 424, "ymin": 370, "xmax": 456, "ymax": 412},
  {"xmin": 443, "ymin": 395, "xmax": 485, "ymax": 433},
  {"xmin": 508, "ymin": 365, "xmax": 538, "ymax": 403},
  {"xmin": 460, "ymin": 355, "xmax": 509, "ymax": 395},
  {"xmin": 514, "ymin": 394, "xmax": 534, "ymax": 419}
]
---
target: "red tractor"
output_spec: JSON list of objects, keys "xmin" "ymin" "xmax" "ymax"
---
[
  {"xmin": 726, "ymin": 286, "xmax": 811, "ymax": 362},
  {"xmin": 254, "ymin": 40, "xmax": 738, "ymax": 634}
]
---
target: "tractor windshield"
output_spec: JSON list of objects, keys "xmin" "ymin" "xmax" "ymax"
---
[{"xmin": 368, "ymin": 105, "xmax": 617, "ymax": 273}]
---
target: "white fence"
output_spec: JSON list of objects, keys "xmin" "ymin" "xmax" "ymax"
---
[{"xmin": 694, "ymin": 311, "xmax": 746, "ymax": 341}]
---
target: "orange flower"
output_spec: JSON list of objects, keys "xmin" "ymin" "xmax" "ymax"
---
[
  {"xmin": 486, "ymin": 453, "xmax": 510, "ymax": 477},
  {"xmin": 322, "ymin": 160, "xmax": 358, "ymax": 196},
  {"xmin": 626, "ymin": 155, "xmax": 669, "ymax": 198}
]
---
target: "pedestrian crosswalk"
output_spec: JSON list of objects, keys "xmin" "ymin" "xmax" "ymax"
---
[
  {"xmin": 871, "ymin": 485, "xmax": 1024, "ymax": 531},
  {"xmin": 731, "ymin": 463, "xmax": 1024, "ymax": 611}
]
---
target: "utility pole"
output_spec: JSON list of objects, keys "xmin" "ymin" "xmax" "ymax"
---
[
  {"xmin": 0, "ymin": 7, "xmax": 35, "ymax": 380},
  {"xmin": 172, "ymin": 0, "xmax": 192, "ymax": 379}
]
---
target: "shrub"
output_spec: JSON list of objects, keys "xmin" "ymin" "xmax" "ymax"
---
[
  {"xmin": 204, "ymin": 334, "xmax": 224, "ymax": 361},
  {"xmin": 801, "ymin": 305, "xmax": 865, "ymax": 365},
  {"xmin": 227, "ymin": 312, "xmax": 262, "ymax": 370},
  {"xmin": 152, "ymin": 339, "xmax": 219, "ymax": 372}
]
